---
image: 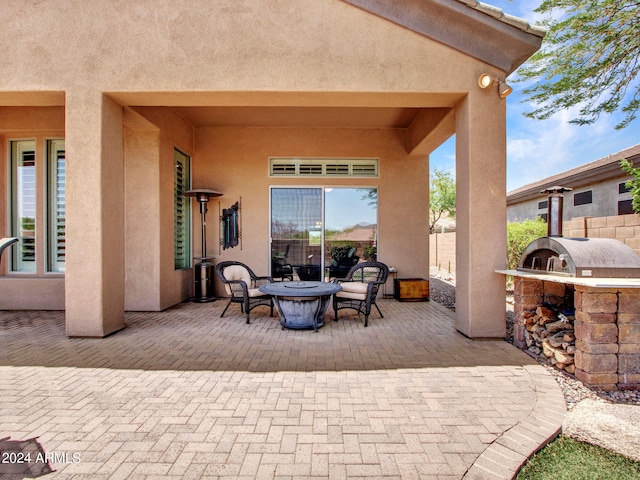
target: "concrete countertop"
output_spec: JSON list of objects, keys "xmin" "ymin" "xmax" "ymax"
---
[{"xmin": 496, "ymin": 269, "xmax": 640, "ymax": 289}]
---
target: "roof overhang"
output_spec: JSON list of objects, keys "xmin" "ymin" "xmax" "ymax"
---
[{"xmin": 341, "ymin": 0, "xmax": 545, "ymax": 74}]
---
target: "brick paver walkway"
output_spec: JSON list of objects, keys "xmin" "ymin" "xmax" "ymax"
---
[{"xmin": 1, "ymin": 299, "xmax": 565, "ymax": 479}]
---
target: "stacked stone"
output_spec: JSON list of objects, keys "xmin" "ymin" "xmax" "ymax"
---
[
  {"xmin": 514, "ymin": 277, "xmax": 640, "ymax": 391},
  {"xmin": 618, "ymin": 290, "xmax": 640, "ymax": 390},
  {"xmin": 574, "ymin": 286, "xmax": 619, "ymax": 390},
  {"xmin": 513, "ymin": 277, "xmax": 543, "ymax": 350},
  {"xmin": 574, "ymin": 287, "xmax": 640, "ymax": 391}
]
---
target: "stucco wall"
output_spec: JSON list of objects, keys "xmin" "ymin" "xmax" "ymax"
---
[
  {"xmin": 125, "ymin": 107, "xmax": 196, "ymax": 311},
  {"xmin": 507, "ymin": 176, "xmax": 634, "ymax": 222},
  {"xmin": 194, "ymin": 126, "xmax": 430, "ymax": 297},
  {"xmin": 0, "ymin": 0, "xmax": 488, "ymax": 97}
]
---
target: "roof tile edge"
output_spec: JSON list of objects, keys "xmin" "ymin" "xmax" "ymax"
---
[{"xmin": 460, "ymin": 0, "xmax": 546, "ymax": 37}]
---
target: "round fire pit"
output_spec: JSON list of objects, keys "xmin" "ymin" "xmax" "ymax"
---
[{"xmin": 259, "ymin": 281, "xmax": 342, "ymax": 332}]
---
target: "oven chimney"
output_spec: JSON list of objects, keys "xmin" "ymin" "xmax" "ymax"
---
[{"xmin": 542, "ymin": 186, "xmax": 572, "ymax": 237}]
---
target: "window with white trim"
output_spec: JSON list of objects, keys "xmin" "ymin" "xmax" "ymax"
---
[
  {"xmin": 9, "ymin": 138, "xmax": 65, "ymax": 273},
  {"xmin": 10, "ymin": 140, "xmax": 37, "ymax": 272},
  {"xmin": 269, "ymin": 158, "xmax": 378, "ymax": 177}
]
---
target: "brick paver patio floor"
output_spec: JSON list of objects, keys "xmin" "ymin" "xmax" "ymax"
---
[{"xmin": 0, "ymin": 299, "xmax": 565, "ymax": 479}]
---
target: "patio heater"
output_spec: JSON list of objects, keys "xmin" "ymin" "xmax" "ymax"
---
[{"xmin": 183, "ymin": 188, "xmax": 223, "ymax": 302}]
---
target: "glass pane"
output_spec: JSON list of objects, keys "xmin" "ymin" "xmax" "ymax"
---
[
  {"xmin": 325, "ymin": 188, "xmax": 377, "ymax": 279},
  {"xmin": 11, "ymin": 140, "xmax": 37, "ymax": 272},
  {"xmin": 48, "ymin": 140, "xmax": 66, "ymax": 272},
  {"xmin": 271, "ymin": 188, "xmax": 323, "ymax": 281}
]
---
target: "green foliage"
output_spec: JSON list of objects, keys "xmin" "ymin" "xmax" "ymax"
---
[
  {"xmin": 517, "ymin": 435, "xmax": 640, "ymax": 480},
  {"xmin": 329, "ymin": 244, "xmax": 355, "ymax": 263},
  {"xmin": 358, "ymin": 188, "xmax": 378, "ymax": 207},
  {"xmin": 517, "ymin": 0, "xmax": 640, "ymax": 130},
  {"xmin": 507, "ymin": 218, "xmax": 547, "ymax": 270},
  {"xmin": 21, "ymin": 217, "xmax": 35, "ymax": 230},
  {"xmin": 429, "ymin": 168, "xmax": 456, "ymax": 233},
  {"xmin": 363, "ymin": 245, "xmax": 377, "ymax": 260},
  {"xmin": 620, "ymin": 158, "xmax": 640, "ymax": 214}
]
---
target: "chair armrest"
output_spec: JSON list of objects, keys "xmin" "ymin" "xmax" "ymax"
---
[{"xmin": 226, "ymin": 279, "xmax": 250, "ymax": 296}]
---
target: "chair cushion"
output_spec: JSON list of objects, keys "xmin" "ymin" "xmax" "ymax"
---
[
  {"xmin": 336, "ymin": 282, "xmax": 369, "ymax": 301},
  {"xmin": 336, "ymin": 291, "xmax": 366, "ymax": 301},
  {"xmin": 248, "ymin": 288, "xmax": 267, "ymax": 298},
  {"xmin": 223, "ymin": 265, "xmax": 252, "ymax": 295},
  {"xmin": 339, "ymin": 282, "xmax": 369, "ymax": 294}
]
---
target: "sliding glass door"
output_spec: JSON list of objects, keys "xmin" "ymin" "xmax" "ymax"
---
[{"xmin": 270, "ymin": 187, "xmax": 377, "ymax": 281}]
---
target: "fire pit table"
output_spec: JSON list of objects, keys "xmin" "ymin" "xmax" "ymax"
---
[{"xmin": 259, "ymin": 281, "xmax": 342, "ymax": 332}]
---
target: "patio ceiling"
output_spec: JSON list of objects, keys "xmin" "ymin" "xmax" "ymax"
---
[
  {"xmin": 118, "ymin": 91, "xmax": 462, "ymax": 153},
  {"xmin": 173, "ymin": 106, "xmax": 423, "ymax": 129}
]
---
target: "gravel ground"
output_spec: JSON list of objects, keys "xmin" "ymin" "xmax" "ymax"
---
[{"xmin": 428, "ymin": 268, "xmax": 640, "ymax": 409}]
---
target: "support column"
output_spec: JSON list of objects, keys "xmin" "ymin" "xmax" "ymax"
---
[
  {"xmin": 455, "ymin": 92, "xmax": 507, "ymax": 338},
  {"xmin": 574, "ymin": 286, "xmax": 619, "ymax": 390},
  {"xmin": 65, "ymin": 89, "xmax": 125, "ymax": 337}
]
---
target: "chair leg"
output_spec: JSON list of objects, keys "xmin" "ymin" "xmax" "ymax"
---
[
  {"xmin": 364, "ymin": 314, "xmax": 369, "ymax": 327},
  {"xmin": 244, "ymin": 300, "xmax": 251, "ymax": 324},
  {"xmin": 220, "ymin": 299, "xmax": 233, "ymax": 318},
  {"xmin": 374, "ymin": 302, "xmax": 384, "ymax": 318}
]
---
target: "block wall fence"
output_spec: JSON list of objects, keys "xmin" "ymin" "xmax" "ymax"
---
[{"xmin": 429, "ymin": 214, "xmax": 640, "ymax": 275}]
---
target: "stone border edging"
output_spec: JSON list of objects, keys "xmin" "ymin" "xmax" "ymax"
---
[{"xmin": 462, "ymin": 364, "xmax": 567, "ymax": 480}]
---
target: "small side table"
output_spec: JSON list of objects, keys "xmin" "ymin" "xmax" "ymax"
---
[{"xmin": 383, "ymin": 267, "xmax": 397, "ymax": 298}]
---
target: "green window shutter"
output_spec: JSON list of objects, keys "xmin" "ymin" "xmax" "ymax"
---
[
  {"xmin": 174, "ymin": 149, "xmax": 191, "ymax": 269},
  {"xmin": 47, "ymin": 140, "xmax": 66, "ymax": 272}
]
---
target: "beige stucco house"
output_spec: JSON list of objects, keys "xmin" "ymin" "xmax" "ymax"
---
[
  {"xmin": 0, "ymin": 0, "xmax": 544, "ymax": 338},
  {"xmin": 507, "ymin": 144, "xmax": 640, "ymax": 222}
]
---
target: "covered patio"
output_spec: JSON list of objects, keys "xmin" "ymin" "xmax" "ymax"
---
[
  {"xmin": 1, "ymin": 299, "xmax": 565, "ymax": 479},
  {"xmin": 1, "ymin": 0, "xmax": 545, "ymax": 340}
]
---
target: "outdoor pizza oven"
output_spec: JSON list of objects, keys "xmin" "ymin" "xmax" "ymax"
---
[{"xmin": 517, "ymin": 186, "xmax": 640, "ymax": 278}]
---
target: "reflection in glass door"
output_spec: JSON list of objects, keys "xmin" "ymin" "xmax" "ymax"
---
[
  {"xmin": 271, "ymin": 187, "xmax": 378, "ymax": 281},
  {"xmin": 324, "ymin": 188, "xmax": 377, "ymax": 279},
  {"xmin": 271, "ymin": 188, "xmax": 323, "ymax": 281}
]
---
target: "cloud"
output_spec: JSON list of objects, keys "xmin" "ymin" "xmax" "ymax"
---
[
  {"xmin": 430, "ymin": 0, "xmax": 640, "ymax": 192},
  {"xmin": 505, "ymin": 99, "xmax": 637, "ymax": 191}
]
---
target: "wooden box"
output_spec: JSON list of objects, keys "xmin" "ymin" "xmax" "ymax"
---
[{"xmin": 394, "ymin": 278, "xmax": 429, "ymax": 302}]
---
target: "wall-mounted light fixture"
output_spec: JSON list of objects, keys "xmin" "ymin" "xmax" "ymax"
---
[{"xmin": 478, "ymin": 73, "xmax": 513, "ymax": 98}]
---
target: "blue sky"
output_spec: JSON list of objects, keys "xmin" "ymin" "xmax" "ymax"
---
[{"xmin": 429, "ymin": 0, "xmax": 640, "ymax": 193}]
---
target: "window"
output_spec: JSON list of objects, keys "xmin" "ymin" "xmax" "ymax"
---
[
  {"xmin": 618, "ymin": 199, "xmax": 634, "ymax": 215},
  {"xmin": 10, "ymin": 140, "xmax": 36, "ymax": 272},
  {"xmin": 174, "ymin": 148, "xmax": 191, "ymax": 269},
  {"xmin": 270, "ymin": 158, "xmax": 378, "ymax": 177},
  {"xmin": 9, "ymin": 139, "xmax": 66, "ymax": 273},
  {"xmin": 47, "ymin": 140, "xmax": 66, "ymax": 272},
  {"xmin": 270, "ymin": 187, "xmax": 378, "ymax": 280},
  {"xmin": 537, "ymin": 200, "xmax": 548, "ymax": 210},
  {"xmin": 619, "ymin": 182, "xmax": 631, "ymax": 194},
  {"xmin": 573, "ymin": 190, "xmax": 592, "ymax": 206}
]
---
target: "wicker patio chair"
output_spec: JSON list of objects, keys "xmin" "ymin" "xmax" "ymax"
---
[
  {"xmin": 332, "ymin": 261, "xmax": 389, "ymax": 327},
  {"xmin": 215, "ymin": 261, "xmax": 274, "ymax": 324}
]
